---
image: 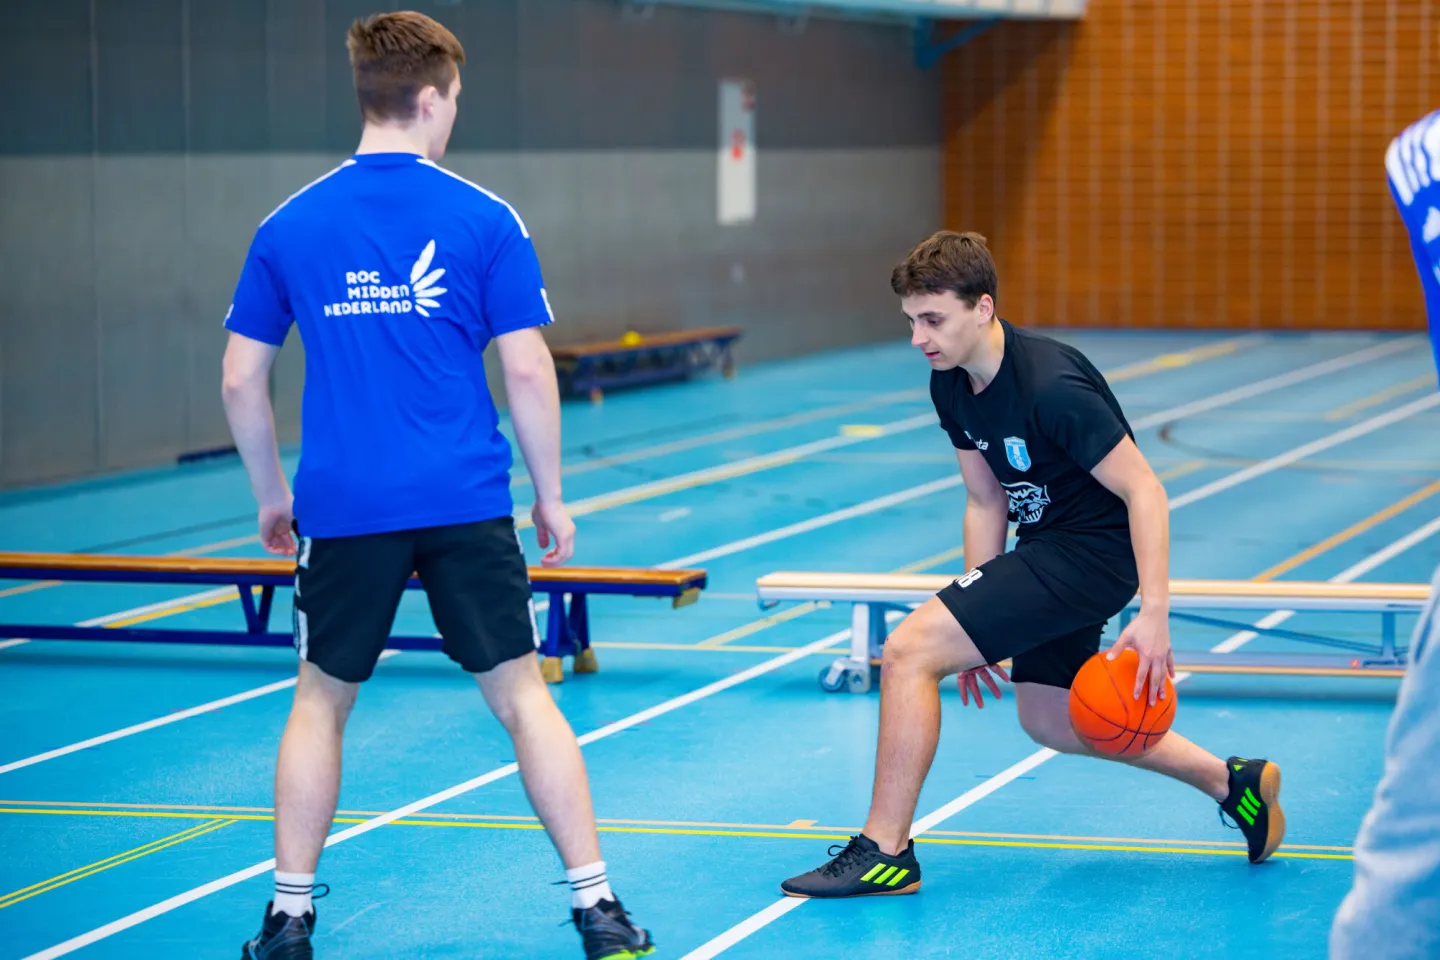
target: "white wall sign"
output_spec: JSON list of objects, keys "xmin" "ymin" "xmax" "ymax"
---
[{"xmin": 718, "ymin": 78, "xmax": 756, "ymax": 225}]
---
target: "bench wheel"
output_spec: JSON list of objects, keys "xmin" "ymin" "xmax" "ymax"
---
[
  {"xmin": 574, "ymin": 648, "xmax": 599, "ymax": 674},
  {"xmin": 819, "ymin": 659, "xmax": 871, "ymax": 694},
  {"xmin": 541, "ymin": 656, "xmax": 565, "ymax": 684}
]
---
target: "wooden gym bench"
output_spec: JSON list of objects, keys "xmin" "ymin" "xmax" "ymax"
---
[
  {"xmin": 551, "ymin": 325, "xmax": 742, "ymax": 402},
  {"xmin": 0, "ymin": 551, "xmax": 707, "ymax": 684},
  {"xmin": 754, "ymin": 571, "xmax": 1431, "ymax": 692}
]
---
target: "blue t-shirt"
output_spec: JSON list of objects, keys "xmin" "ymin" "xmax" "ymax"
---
[
  {"xmin": 1386, "ymin": 110, "xmax": 1440, "ymax": 384},
  {"xmin": 224, "ymin": 153, "xmax": 554, "ymax": 537}
]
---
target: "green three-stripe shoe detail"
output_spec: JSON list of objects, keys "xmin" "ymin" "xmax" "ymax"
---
[
  {"xmin": 1218, "ymin": 756, "xmax": 1286, "ymax": 863},
  {"xmin": 780, "ymin": 834, "xmax": 922, "ymax": 898}
]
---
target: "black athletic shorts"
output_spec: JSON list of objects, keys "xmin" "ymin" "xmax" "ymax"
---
[
  {"xmin": 291, "ymin": 516, "xmax": 540, "ymax": 683},
  {"xmin": 936, "ymin": 539, "xmax": 1139, "ymax": 689}
]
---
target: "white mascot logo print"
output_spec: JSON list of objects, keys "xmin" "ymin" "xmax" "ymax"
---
[
  {"xmin": 1002, "ymin": 481, "xmax": 1050, "ymax": 524},
  {"xmin": 410, "ymin": 240, "xmax": 447, "ymax": 317}
]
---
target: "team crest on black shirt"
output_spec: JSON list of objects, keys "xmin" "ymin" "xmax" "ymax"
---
[
  {"xmin": 1003, "ymin": 436, "xmax": 1032, "ymax": 471},
  {"xmin": 1002, "ymin": 481, "xmax": 1050, "ymax": 524}
]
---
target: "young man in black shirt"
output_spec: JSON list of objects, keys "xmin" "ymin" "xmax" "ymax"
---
[{"xmin": 781, "ymin": 231, "xmax": 1285, "ymax": 899}]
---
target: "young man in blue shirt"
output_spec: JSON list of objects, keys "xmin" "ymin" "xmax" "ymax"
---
[
  {"xmin": 221, "ymin": 13, "xmax": 651, "ymax": 960},
  {"xmin": 1330, "ymin": 111, "xmax": 1440, "ymax": 960}
]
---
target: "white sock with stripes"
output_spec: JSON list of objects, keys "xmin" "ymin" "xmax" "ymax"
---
[
  {"xmin": 567, "ymin": 861, "xmax": 613, "ymax": 910},
  {"xmin": 272, "ymin": 871, "xmax": 315, "ymax": 918}
]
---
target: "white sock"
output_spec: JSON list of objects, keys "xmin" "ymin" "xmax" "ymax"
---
[
  {"xmin": 567, "ymin": 861, "xmax": 614, "ymax": 910},
  {"xmin": 272, "ymin": 871, "xmax": 315, "ymax": 918}
]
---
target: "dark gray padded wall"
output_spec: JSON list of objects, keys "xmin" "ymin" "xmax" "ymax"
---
[{"xmin": 0, "ymin": 0, "xmax": 938, "ymax": 487}]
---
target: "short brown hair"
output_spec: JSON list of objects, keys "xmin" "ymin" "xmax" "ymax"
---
[
  {"xmin": 890, "ymin": 231, "xmax": 998, "ymax": 308},
  {"xmin": 346, "ymin": 12, "xmax": 465, "ymax": 123}
]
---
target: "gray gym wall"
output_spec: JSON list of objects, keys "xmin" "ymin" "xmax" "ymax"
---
[{"xmin": 0, "ymin": 0, "xmax": 939, "ymax": 488}]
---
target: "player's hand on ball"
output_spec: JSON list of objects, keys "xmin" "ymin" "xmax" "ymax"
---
[
  {"xmin": 532, "ymin": 499, "xmax": 576, "ymax": 567},
  {"xmin": 1106, "ymin": 609, "xmax": 1175, "ymax": 706},
  {"xmin": 957, "ymin": 662, "xmax": 1011, "ymax": 708}
]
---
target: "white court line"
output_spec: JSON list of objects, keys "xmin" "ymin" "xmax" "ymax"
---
[
  {"xmin": 675, "ymin": 387, "xmax": 1440, "ymax": 959},
  {"xmin": 3, "ymin": 336, "xmax": 1406, "ymax": 652},
  {"xmin": 1169, "ymin": 392, "xmax": 1440, "ymax": 510},
  {"xmin": 679, "ymin": 748, "xmax": 1061, "ymax": 960},
  {"xmin": 2, "ymin": 345, "xmax": 1419, "ymax": 778},
  {"xmin": 515, "ymin": 412, "xmax": 938, "ymax": 529},
  {"xmin": 17, "ymin": 628, "xmax": 854, "ymax": 960},
  {"xmin": 0, "ymin": 588, "xmax": 241, "ymax": 655},
  {"xmin": 514, "ymin": 388, "xmax": 929, "ymax": 487},
  {"xmin": 1211, "ymin": 514, "xmax": 1440, "ymax": 653},
  {"xmin": 14, "ymin": 343, "xmax": 1429, "ymax": 954},
  {"xmin": 1125, "ymin": 336, "xmax": 1422, "ymax": 431},
  {"xmin": 0, "ymin": 651, "xmax": 403, "ymax": 777}
]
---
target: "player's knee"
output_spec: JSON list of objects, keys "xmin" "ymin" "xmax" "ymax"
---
[
  {"xmin": 1017, "ymin": 701, "xmax": 1074, "ymax": 751},
  {"xmin": 881, "ymin": 620, "xmax": 943, "ymax": 679},
  {"xmin": 294, "ymin": 661, "xmax": 359, "ymax": 727},
  {"xmin": 476, "ymin": 654, "xmax": 551, "ymax": 730}
]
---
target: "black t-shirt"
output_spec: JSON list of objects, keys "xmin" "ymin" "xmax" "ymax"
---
[{"xmin": 930, "ymin": 319, "xmax": 1139, "ymax": 591}]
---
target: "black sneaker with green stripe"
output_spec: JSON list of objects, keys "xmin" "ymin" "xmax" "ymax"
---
[
  {"xmin": 572, "ymin": 898, "xmax": 653, "ymax": 960},
  {"xmin": 780, "ymin": 834, "xmax": 921, "ymax": 898},
  {"xmin": 1219, "ymin": 756, "xmax": 1286, "ymax": 863}
]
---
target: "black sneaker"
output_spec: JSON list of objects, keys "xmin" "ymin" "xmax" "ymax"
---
[
  {"xmin": 572, "ymin": 897, "xmax": 654, "ymax": 960},
  {"xmin": 240, "ymin": 902, "xmax": 316, "ymax": 960},
  {"xmin": 780, "ymin": 834, "xmax": 922, "ymax": 899},
  {"xmin": 1218, "ymin": 756, "xmax": 1286, "ymax": 863}
]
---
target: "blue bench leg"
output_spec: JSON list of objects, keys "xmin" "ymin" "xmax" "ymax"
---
[
  {"xmin": 541, "ymin": 592, "xmax": 568, "ymax": 683},
  {"xmin": 571, "ymin": 594, "xmax": 597, "ymax": 674}
]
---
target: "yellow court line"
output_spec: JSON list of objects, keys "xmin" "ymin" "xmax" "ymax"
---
[
  {"xmin": 892, "ymin": 544, "xmax": 970, "ymax": 575},
  {"xmin": 913, "ymin": 835, "xmax": 1350, "ymax": 860},
  {"xmin": 0, "ymin": 819, "xmax": 229, "ymax": 902},
  {"xmin": 2, "ymin": 340, "xmax": 1238, "ymax": 628},
  {"xmin": 101, "ymin": 586, "xmax": 264, "ymax": 629},
  {"xmin": 169, "ymin": 535, "xmax": 263, "ymax": 557},
  {"xmin": 1325, "ymin": 374, "xmax": 1435, "ymax": 421},
  {"xmin": 0, "ymin": 805, "xmax": 1352, "ymax": 855},
  {"xmin": 526, "ymin": 389, "xmax": 931, "ymax": 487},
  {"xmin": 1104, "ymin": 338, "xmax": 1251, "ymax": 383},
  {"xmin": 1255, "ymin": 477, "xmax": 1440, "ymax": 582},
  {"xmin": 0, "ymin": 580, "xmax": 62, "ymax": 600},
  {"xmin": 705, "ymin": 541, "xmax": 971, "ymax": 649},
  {"xmin": 0, "ymin": 818, "xmax": 235, "ymax": 909},
  {"xmin": 697, "ymin": 601, "xmax": 826, "ymax": 648},
  {"xmin": 1155, "ymin": 460, "xmax": 1208, "ymax": 484}
]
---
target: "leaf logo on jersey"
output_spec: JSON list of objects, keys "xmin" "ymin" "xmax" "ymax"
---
[
  {"xmin": 410, "ymin": 240, "xmax": 448, "ymax": 318},
  {"xmin": 1004, "ymin": 436, "xmax": 1032, "ymax": 472},
  {"xmin": 1001, "ymin": 481, "xmax": 1050, "ymax": 524}
]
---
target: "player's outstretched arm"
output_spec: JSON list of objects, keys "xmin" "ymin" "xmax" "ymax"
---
[
  {"xmin": 1091, "ymin": 436, "xmax": 1173, "ymax": 705},
  {"xmin": 221, "ymin": 331, "xmax": 295, "ymax": 556},
  {"xmin": 496, "ymin": 326, "xmax": 574, "ymax": 566}
]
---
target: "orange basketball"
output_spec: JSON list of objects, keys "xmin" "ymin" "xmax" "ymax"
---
[{"xmin": 1068, "ymin": 649, "xmax": 1176, "ymax": 757}]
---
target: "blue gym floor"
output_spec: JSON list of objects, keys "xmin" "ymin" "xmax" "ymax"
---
[{"xmin": 2, "ymin": 329, "xmax": 1438, "ymax": 959}]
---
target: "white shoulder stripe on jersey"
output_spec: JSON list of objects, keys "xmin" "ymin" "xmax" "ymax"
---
[
  {"xmin": 1388, "ymin": 112, "xmax": 1440, "ymax": 208},
  {"xmin": 259, "ymin": 159, "xmax": 358, "ymax": 227},
  {"xmin": 416, "ymin": 158, "xmax": 532, "ymax": 239}
]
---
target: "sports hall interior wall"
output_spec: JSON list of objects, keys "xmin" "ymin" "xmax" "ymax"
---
[
  {"xmin": 0, "ymin": 0, "xmax": 939, "ymax": 488},
  {"xmin": 941, "ymin": 0, "xmax": 1433, "ymax": 332}
]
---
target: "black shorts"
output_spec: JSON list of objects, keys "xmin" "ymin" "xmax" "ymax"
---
[
  {"xmin": 936, "ymin": 542, "xmax": 1139, "ymax": 689},
  {"xmin": 292, "ymin": 516, "xmax": 539, "ymax": 683}
]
